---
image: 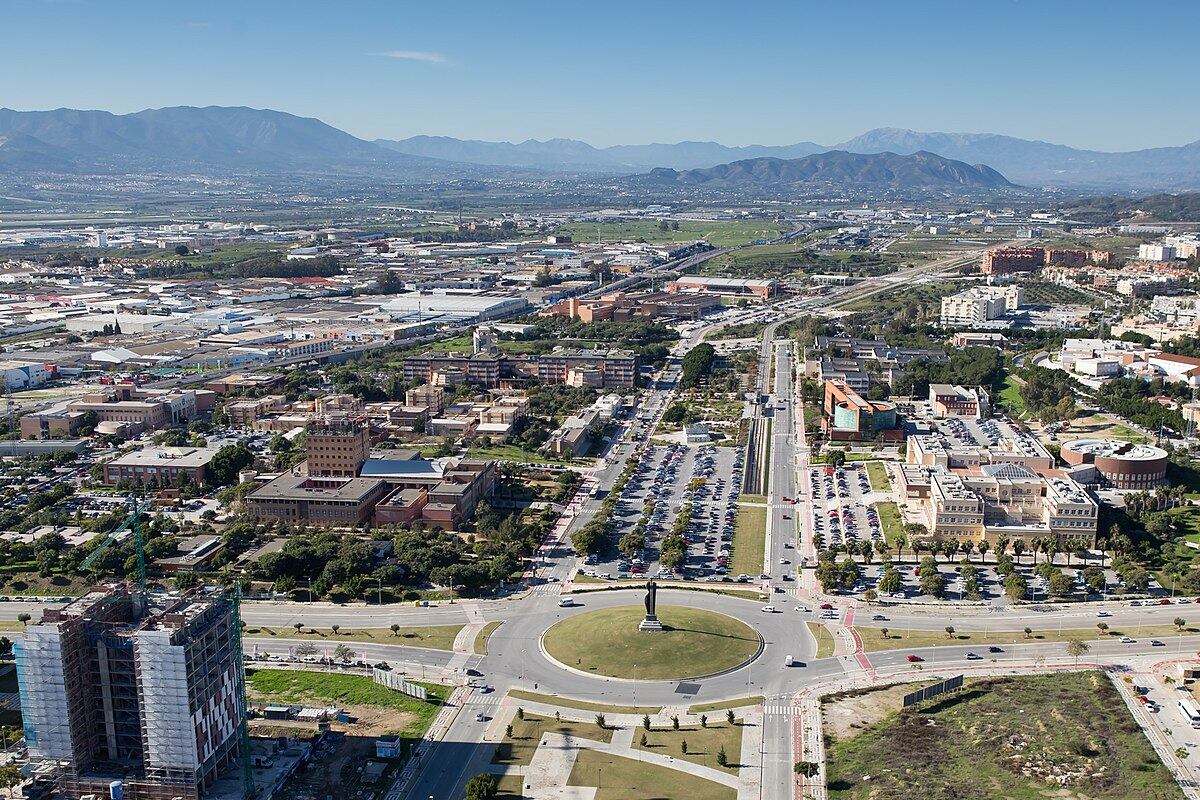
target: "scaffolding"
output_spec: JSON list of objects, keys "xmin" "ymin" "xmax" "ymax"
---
[{"xmin": 17, "ymin": 585, "xmax": 251, "ymax": 800}]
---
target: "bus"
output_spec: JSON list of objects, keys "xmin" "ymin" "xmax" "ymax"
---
[{"xmin": 1178, "ymin": 697, "xmax": 1200, "ymax": 728}]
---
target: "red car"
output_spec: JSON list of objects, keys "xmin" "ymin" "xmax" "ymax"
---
[
  {"xmin": 906, "ymin": 655, "xmax": 923, "ymax": 663},
  {"xmin": 1159, "ymin": 599, "xmax": 1173, "ymax": 605},
  {"xmin": 820, "ymin": 603, "xmax": 834, "ymax": 610}
]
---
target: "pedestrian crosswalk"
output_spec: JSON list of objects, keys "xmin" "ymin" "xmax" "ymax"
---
[
  {"xmin": 469, "ymin": 691, "xmax": 503, "ymax": 707},
  {"xmin": 763, "ymin": 704, "xmax": 802, "ymax": 716},
  {"xmin": 530, "ymin": 583, "xmax": 562, "ymax": 596}
]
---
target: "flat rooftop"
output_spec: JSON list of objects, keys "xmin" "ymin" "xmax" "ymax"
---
[{"xmin": 1061, "ymin": 438, "xmax": 1169, "ymax": 461}]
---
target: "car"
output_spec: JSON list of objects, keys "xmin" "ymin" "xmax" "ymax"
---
[
  {"xmin": 1159, "ymin": 598, "xmax": 1173, "ymax": 605},
  {"xmin": 761, "ymin": 605, "xmax": 778, "ymax": 613},
  {"xmin": 794, "ymin": 605, "xmax": 810, "ymax": 612},
  {"xmin": 479, "ymin": 685, "xmax": 493, "ymax": 694},
  {"xmin": 475, "ymin": 712, "xmax": 488, "ymax": 722},
  {"xmin": 1096, "ymin": 611, "xmax": 1112, "ymax": 618},
  {"xmin": 987, "ymin": 646, "xmax": 1004, "ymax": 653},
  {"xmin": 906, "ymin": 654, "xmax": 923, "ymax": 663},
  {"xmin": 1120, "ymin": 637, "xmax": 1135, "ymax": 643},
  {"xmin": 965, "ymin": 652, "xmax": 981, "ymax": 660},
  {"xmin": 820, "ymin": 603, "xmax": 834, "ymax": 610},
  {"xmin": 779, "ymin": 558, "xmax": 789, "ymax": 565},
  {"xmin": 1151, "ymin": 640, "xmax": 1165, "ymax": 646}
]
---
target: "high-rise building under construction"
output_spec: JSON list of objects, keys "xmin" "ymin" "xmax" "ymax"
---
[{"xmin": 15, "ymin": 585, "xmax": 247, "ymax": 800}]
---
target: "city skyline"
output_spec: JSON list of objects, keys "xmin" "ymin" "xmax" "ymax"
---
[{"xmin": 4, "ymin": 0, "xmax": 1199, "ymax": 151}]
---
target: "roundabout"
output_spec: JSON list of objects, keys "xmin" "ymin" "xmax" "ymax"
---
[{"xmin": 540, "ymin": 603, "xmax": 763, "ymax": 681}]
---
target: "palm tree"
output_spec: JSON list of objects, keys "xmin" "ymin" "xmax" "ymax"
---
[
  {"xmin": 978, "ymin": 540, "xmax": 990, "ymax": 564},
  {"xmin": 995, "ymin": 534, "xmax": 1009, "ymax": 559},
  {"xmin": 1012, "ymin": 539, "xmax": 1026, "ymax": 564},
  {"xmin": 894, "ymin": 534, "xmax": 907, "ymax": 563},
  {"xmin": 962, "ymin": 540, "xmax": 976, "ymax": 563}
]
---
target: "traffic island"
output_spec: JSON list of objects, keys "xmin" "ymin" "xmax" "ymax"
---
[{"xmin": 541, "ymin": 605, "xmax": 762, "ymax": 681}]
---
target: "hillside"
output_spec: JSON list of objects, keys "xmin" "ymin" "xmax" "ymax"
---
[
  {"xmin": 637, "ymin": 150, "xmax": 1015, "ymax": 190},
  {"xmin": 1060, "ymin": 191, "xmax": 1200, "ymax": 224}
]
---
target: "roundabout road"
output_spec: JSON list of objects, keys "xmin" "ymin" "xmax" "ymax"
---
[{"xmin": 486, "ymin": 587, "xmax": 815, "ymax": 706}]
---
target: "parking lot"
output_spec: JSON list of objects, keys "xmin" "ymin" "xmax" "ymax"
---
[
  {"xmin": 581, "ymin": 443, "xmax": 744, "ymax": 582},
  {"xmin": 807, "ymin": 462, "xmax": 884, "ymax": 555}
]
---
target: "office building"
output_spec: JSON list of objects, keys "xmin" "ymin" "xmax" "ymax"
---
[{"xmin": 1059, "ymin": 439, "xmax": 1169, "ymax": 490}]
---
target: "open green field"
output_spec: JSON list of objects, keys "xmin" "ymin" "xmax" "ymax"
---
[
  {"xmin": 507, "ymin": 689, "xmax": 661, "ymax": 715},
  {"xmin": 633, "ymin": 718, "xmax": 744, "ymax": 774},
  {"xmin": 807, "ymin": 622, "xmax": 836, "ymax": 658},
  {"xmin": 730, "ymin": 503, "xmax": 767, "ymax": 577},
  {"xmin": 474, "ymin": 621, "xmax": 503, "ymax": 655},
  {"xmin": 542, "ymin": 605, "xmax": 761, "ymax": 680},
  {"xmin": 1062, "ymin": 414, "xmax": 1149, "ymax": 444},
  {"xmin": 865, "ymin": 461, "xmax": 891, "ymax": 491},
  {"xmin": 556, "ymin": 219, "xmax": 787, "ymax": 248},
  {"xmin": 568, "ymin": 749, "xmax": 736, "ymax": 800},
  {"xmin": 997, "ymin": 375, "xmax": 1028, "ymax": 418},
  {"xmin": 245, "ymin": 669, "xmax": 447, "ymax": 752},
  {"xmin": 244, "ymin": 624, "xmax": 464, "ymax": 651},
  {"xmin": 873, "ymin": 501, "xmax": 904, "ymax": 547},
  {"xmin": 465, "ymin": 444, "xmax": 588, "ymax": 467},
  {"xmin": 825, "ymin": 672, "xmax": 1183, "ymax": 800},
  {"xmin": 854, "ymin": 622, "xmax": 1200, "ymax": 653},
  {"xmin": 492, "ymin": 713, "xmax": 612, "ymax": 767}
]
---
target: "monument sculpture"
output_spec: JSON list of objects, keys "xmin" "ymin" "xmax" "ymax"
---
[{"xmin": 639, "ymin": 578, "xmax": 662, "ymax": 631}]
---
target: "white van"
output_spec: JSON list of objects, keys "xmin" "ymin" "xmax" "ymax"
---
[
  {"xmin": 785, "ymin": 654, "xmax": 795, "ymax": 667},
  {"xmin": 559, "ymin": 597, "xmax": 575, "ymax": 607}
]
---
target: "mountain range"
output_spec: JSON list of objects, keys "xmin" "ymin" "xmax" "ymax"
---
[
  {"xmin": 0, "ymin": 105, "xmax": 452, "ymax": 177},
  {"xmin": 637, "ymin": 150, "xmax": 1015, "ymax": 190},
  {"xmin": 2, "ymin": 106, "xmax": 1199, "ymax": 191},
  {"xmin": 382, "ymin": 128, "xmax": 1200, "ymax": 190}
]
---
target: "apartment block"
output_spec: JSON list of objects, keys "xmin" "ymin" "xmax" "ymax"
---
[
  {"xmin": 981, "ymin": 246, "xmax": 1045, "ymax": 276},
  {"xmin": 939, "ymin": 285, "xmax": 1024, "ymax": 327},
  {"xmin": 16, "ymin": 586, "xmax": 245, "ymax": 800}
]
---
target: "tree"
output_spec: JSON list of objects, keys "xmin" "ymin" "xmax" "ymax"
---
[
  {"xmin": 640, "ymin": 732, "xmax": 648, "ymax": 747},
  {"xmin": 294, "ymin": 642, "xmax": 318, "ymax": 658},
  {"xmin": 726, "ymin": 709, "xmax": 736, "ymax": 725},
  {"xmin": 463, "ymin": 773, "xmax": 499, "ymax": 800},
  {"xmin": 827, "ymin": 450, "xmax": 846, "ymax": 469},
  {"xmin": 331, "ymin": 624, "xmax": 341, "ymax": 635},
  {"xmin": 894, "ymin": 533, "xmax": 907, "ymax": 562},
  {"xmin": 1175, "ymin": 617, "xmax": 1187, "ymax": 632},
  {"xmin": 794, "ymin": 761, "xmax": 820, "ymax": 778},
  {"xmin": 595, "ymin": 713, "xmax": 606, "ymax": 729},
  {"xmin": 1097, "ymin": 622, "xmax": 1110, "ymax": 636},
  {"xmin": 681, "ymin": 739, "xmax": 688, "ymax": 755},
  {"xmin": 671, "ymin": 714, "xmax": 680, "ymax": 730},
  {"xmin": 332, "ymin": 643, "xmax": 355, "ymax": 663},
  {"xmin": 642, "ymin": 714, "xmax": 651, "ymax": 731},
  {"xmin": 17, "ymin": 613, "xmax": 30, "ymax": 626},
  {"xmin": 1011, "ymin": 539, "xmax": 1026, "ymax": 564},
  {"xmin": 1004, "ymin": 573, "xmax": 1027, "ymax": 601},
  {"xmin": 1023, "ymin": 626, "xmax": 1032, "ymax": 639},
  {"xmin": 517, "ymin": 707, "xmax": 524, "ymax": 720},
  {"xmin": 717, "ymin": 745, "xmax": 728, "ymax": 767},
  {"xmin": 700, "ymin": 714, "xmax": 708, "ymax": 728},
  {"xmin": 505, "ymin": 724, "xmax": 513, "ymax": 739},
  {"xmin": 207, "ymin": 442, "xmax": 255, "ymax": 487},
  {"xmin": 878, "ymin": 568, "xmax": 901, "ymax": 595},
  {"xmin": 293, "ymin": 622, "xmax": 303, "ymax": 635},
  {"xmin": 945, "ymin": 625, "xmax": 956, "ymax": 639},
  {"xmin": 0, "ymin": 765, "xmax": 20, "ymax": 798},
  {"xmin": 1066, "ymin": 639, "xmax": 1089, "ymax": 666},
  {"xmin": 880, "ymin": 627, "xmax": 890, "ymax": 639},
  {"xmin": 174, "ymin": 244, "xmax": 190, "ymax": 256},
  {"xmin": 391, "ymin": 623, "xmax": 401, "ymax": 637}
]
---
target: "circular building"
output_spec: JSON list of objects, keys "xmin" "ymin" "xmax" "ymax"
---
[{"xmin": 1060, "ymin": 438, "xmax": 1168, "ymax": 489}]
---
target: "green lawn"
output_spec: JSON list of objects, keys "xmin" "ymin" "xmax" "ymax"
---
[
  {"xmin": 865, "ymin": 461, "xmax": 891, "ymax": 492},
  {"xmin": 506, "ymin": 689, "xmax": 661, "ymax": 715},
  {"xmin": 730, "ymin": 503, "xmax": 767, "ymax": 577},
  {"xmin": 825, "ymin": 672, "xmax": 1184, "ymax": 800},
  {"xmin": 542, "ymin": 605, "xmax": 760, "ymax": 680},
  {"xmin": 474, "ymin": 621, "xmax": 503, "ymax": 655},
  {"xmin": 245, "ymin": 624, "xmax": 464, "ymax": 651},
  {"xmin": 492, "ymin": 713, "xmax": 612, "ymax": 767},
  {"xmin": 998, "ymin": 375, "xmax": 1028, "ymax": 418},
  {"xmin": 466, "ymin": 444, "xmax": 588, "ymax": 467},
  {"xmin": 806, "ymin": 622, "xmax": 836, "ymax": 658},
  {"xmin": 873, "ymin": 501, "xmax": 904, "ymax": 546},
  {"xmin": 687, "ymin": 696, "xmax": 763, "ymax": 714},
  {"xmin": 855, "ymin": 623, "xmax": 1200, "ymax": 653},
  {"xmin": 568, "ymin": 749, "xmax": 736, "ymax": 800},
  {"xmin": 633, "ymin": 720, "xmax": 744, "ymax": 774}
]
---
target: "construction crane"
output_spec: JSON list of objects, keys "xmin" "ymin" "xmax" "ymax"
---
[{"xmin": 80, "ymin": 497, "xmax": 149, "ymax": 591}]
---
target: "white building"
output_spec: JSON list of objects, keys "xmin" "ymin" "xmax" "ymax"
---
[
  {"xmin": 939, "ymin": 285, "xmax": 1024, "ymax": 327},
  {"xmin": 1138, "ymin": 243, "xmax": 1178, "ymax": 262}
]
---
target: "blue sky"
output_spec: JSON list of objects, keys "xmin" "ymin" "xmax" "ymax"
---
[{"xmin": 4, "ymin": 0, "xmax": 1198, "ymax": 150}]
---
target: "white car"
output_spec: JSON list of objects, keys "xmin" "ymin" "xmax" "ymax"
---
[
  {"xmin": 760, "ymin": 605, "xmax": 778, "ymax": 613},
  {"xmin": 1096, "ymin": 611, "xmax": 1112, "ymax": 618}
]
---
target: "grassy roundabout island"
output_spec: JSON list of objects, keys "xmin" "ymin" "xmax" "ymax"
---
[{"xmin": 542, "ymin": 604, "xmax": 762, "ymax": 680}]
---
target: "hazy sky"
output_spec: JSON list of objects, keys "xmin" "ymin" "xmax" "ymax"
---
[{"xmin": 5, "ymin": 0, "xmax": 1199, "ymax": 150}]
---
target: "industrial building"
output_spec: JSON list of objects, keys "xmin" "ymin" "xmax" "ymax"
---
[{"xmin": 16, "ymin": 586, "xmax": 248, "ymax": 800}]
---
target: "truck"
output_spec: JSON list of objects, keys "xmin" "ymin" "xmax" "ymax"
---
[{"xmin": 1179, "ymin": 697, "xmax": 1200, "ymax": 728}]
